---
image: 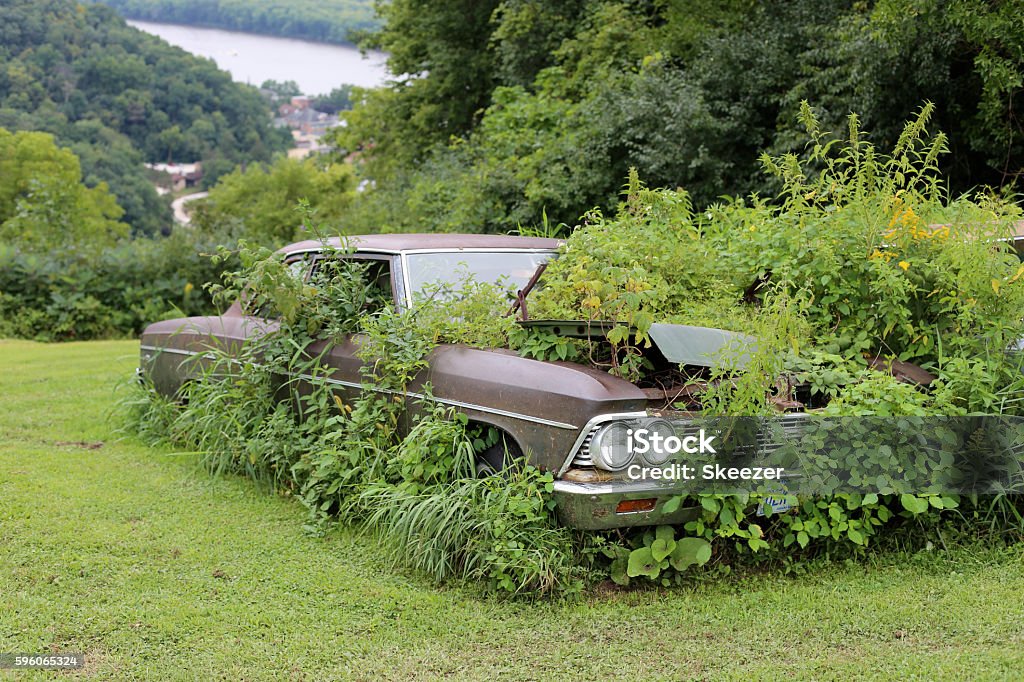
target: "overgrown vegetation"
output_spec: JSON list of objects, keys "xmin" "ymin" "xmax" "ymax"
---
[
  {"xmin": 125, "ymin": 216, "xmax": 584, "ymax": 595},
  {"xmin": 525, "ymin": 108, "xmax": 1024, "ymax": 586},
  {"xmin": 125, "ymin": 114, "xmax": 1024, "ymax": 594},
  {"xmin": 532, "ymin": 103, "xmax": 1024, "ymax": 393},
  {"xmin": 338, "ymin": 0, "xmax": 1023, "ymax": 234}
]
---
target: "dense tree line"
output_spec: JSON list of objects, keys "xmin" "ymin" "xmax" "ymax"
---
[
  {"xmin": 89, "ymin": 0, "xmax": 380, "ymax": 45},
  {"xmin": 0, "ymin": 0, "xmax": 290, "ymax": 235},
  {"xmin": 339, "ymin": 0, "xmax": 1024, "ymax": 234},
  {"xmin": 312, "ymin": 85, "xmax": 356, "ymax": 115},
  {"xmin": 257, "ymin": 81, "xmax": 354, "ymax": 113}
]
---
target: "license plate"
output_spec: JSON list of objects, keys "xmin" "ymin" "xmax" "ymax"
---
[{"xmin": 757, "ymin": 480, "xmax": 793, "ymax": 516}]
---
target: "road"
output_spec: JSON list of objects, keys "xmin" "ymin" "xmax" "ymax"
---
[{"xmin": 171, "ymin": 191, "xmax": 209, "ymax": 225}]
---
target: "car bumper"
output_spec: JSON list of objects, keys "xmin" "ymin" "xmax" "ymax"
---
[{"xmin": 551, "ymin": 479, "xmax": 699, "ymax": 530}]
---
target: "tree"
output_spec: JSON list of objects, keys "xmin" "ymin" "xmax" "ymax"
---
[
  {"xmin": 0, "ymin": 128, "xmax": 128, "ymax": 254},
  {"xmin": 260, "ymin": 79, "xmax": 302, "ymax": 103},
  {"xmin": 312, "ymin": 85, "xmax": 356, "ymax": 114},
  {"xmin": 341, "ymin": 0, "xmax": 1023, "ymax": 234},
  {"xmin": 192, "ymin": 156, "xmax": 357, "ymax": 244},
  {"xmin": 339, "ymin": 0, "xmax": 501, "ymax": 174}
]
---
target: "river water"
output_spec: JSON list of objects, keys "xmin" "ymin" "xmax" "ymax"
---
[{"xmin": 128, "ymin": 20, "xmax": 389, "ymax": 94}]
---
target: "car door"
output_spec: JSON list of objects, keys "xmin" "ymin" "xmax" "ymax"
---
[
  {"xmin": 140, "ymin": 252, "xmax": 310, "ymax": 397},
  {"xmin": 292, "ymin": 251, "xmax": 402, "ymax": 411}
]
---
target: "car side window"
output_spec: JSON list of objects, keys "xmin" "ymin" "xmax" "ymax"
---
[
  {"xmin": 308, "ymin": 255, "xmax": 395, "ymax": 325},
  {"xmin": 241, "ymin": 254, "xmax": 311, "ymax": 318},
  {"xmin": 285, "ymin": 258, "xmax": 309, "ymax": 281}
]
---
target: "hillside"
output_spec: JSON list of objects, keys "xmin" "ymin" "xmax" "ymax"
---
[
  {"xmin": 89, "ymin": 0, "xmax": 381, "ymax": 45},
  {"xmin": 0, "ymin": 0, "xmax": 290, "ymax": 234}
]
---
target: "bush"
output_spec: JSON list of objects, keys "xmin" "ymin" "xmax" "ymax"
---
[
  {"xmin": 0, "ymin": 229, "xmax": 234, "ymax": 340},
  {"xmin": 191, "ymin": 157, "xmax": 357, "ymax": 246}
]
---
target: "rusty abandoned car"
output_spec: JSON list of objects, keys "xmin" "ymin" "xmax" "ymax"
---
[{"xmin": 140, "ymin": 233, "xmax": 809, "ymax": 529}]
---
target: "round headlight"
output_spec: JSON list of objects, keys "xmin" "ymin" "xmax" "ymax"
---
[
  {"xmin": 590, "ymin": 422, "xmax": 635, "ymax": 471},
  {"xmin": 640, "ymin": 419, "xmax": 676, "ymax": 466}
]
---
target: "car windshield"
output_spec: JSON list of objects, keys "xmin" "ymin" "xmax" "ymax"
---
[{"xmin": 405, "ymin": 251, "xmax": 555, "ymax": 303}]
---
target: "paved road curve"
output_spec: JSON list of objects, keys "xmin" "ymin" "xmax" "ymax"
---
[{"xmin": 171, "ymin": 192, "xmax": 208, "ymax": 225}]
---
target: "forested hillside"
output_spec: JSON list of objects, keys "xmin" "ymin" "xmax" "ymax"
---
[
  {"xmin": 0, "ymin": 0, "xmax": 289, "ymax": 234},
  {"xmin": 338, "ymin": 0, "xmax": 1024, "ymax": 234},
  {"xmin": 89, "ymin": 0, "xmax": 380, "ymax": 44}
]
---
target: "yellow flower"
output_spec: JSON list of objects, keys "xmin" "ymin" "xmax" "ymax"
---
[
  {"xmin": 184, "ymin": 282, "xmax": 194, "ymax": 295},
  {"xmin": 898, "ymin": 261, "xmax": 910, "ymax": 271}
]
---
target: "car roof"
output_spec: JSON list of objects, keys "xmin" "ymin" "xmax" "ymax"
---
[{"xmin": 281, "ymin": 233, "xmax": 563, "ymax": 255}]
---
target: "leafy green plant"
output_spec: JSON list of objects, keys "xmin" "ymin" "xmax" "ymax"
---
[
  {"xmin": 0, "ymin": 226, "xmax": 236, "ymax": 341},
  {"xmin": 605, "ymin": 526, "xmax": 712, "ymax": 586}
]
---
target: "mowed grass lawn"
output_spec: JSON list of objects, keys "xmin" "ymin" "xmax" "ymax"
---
[{"xmin": 1, "ymin": 339, "xmax": 1023, "ymax": 680}]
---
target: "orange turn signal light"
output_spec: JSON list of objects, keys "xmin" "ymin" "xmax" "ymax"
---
[{"xmin": 615, "ymin": 498, "xmax": 657, "ymax": 514}]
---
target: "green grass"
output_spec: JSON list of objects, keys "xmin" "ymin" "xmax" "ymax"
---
[{"xmin": 1, "ymin": 339, "xmax": 1023, "ymax": 680}]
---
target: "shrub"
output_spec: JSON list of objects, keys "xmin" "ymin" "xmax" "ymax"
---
[{"xmin": 0, "ymin": 229, "xmax": 234, "ymax": 341}]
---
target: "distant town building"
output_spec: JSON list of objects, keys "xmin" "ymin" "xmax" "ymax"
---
[
  {"xmin": 288, "ymin": 130, "xmax": 339, "ymax": 159},
  {"xmin": 145, "ymin": 162, "xmax": 203, "ymax": 191},
  {"xmin": 273, "ymin": 97, "xmax": 341, "ymax": 157}
]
